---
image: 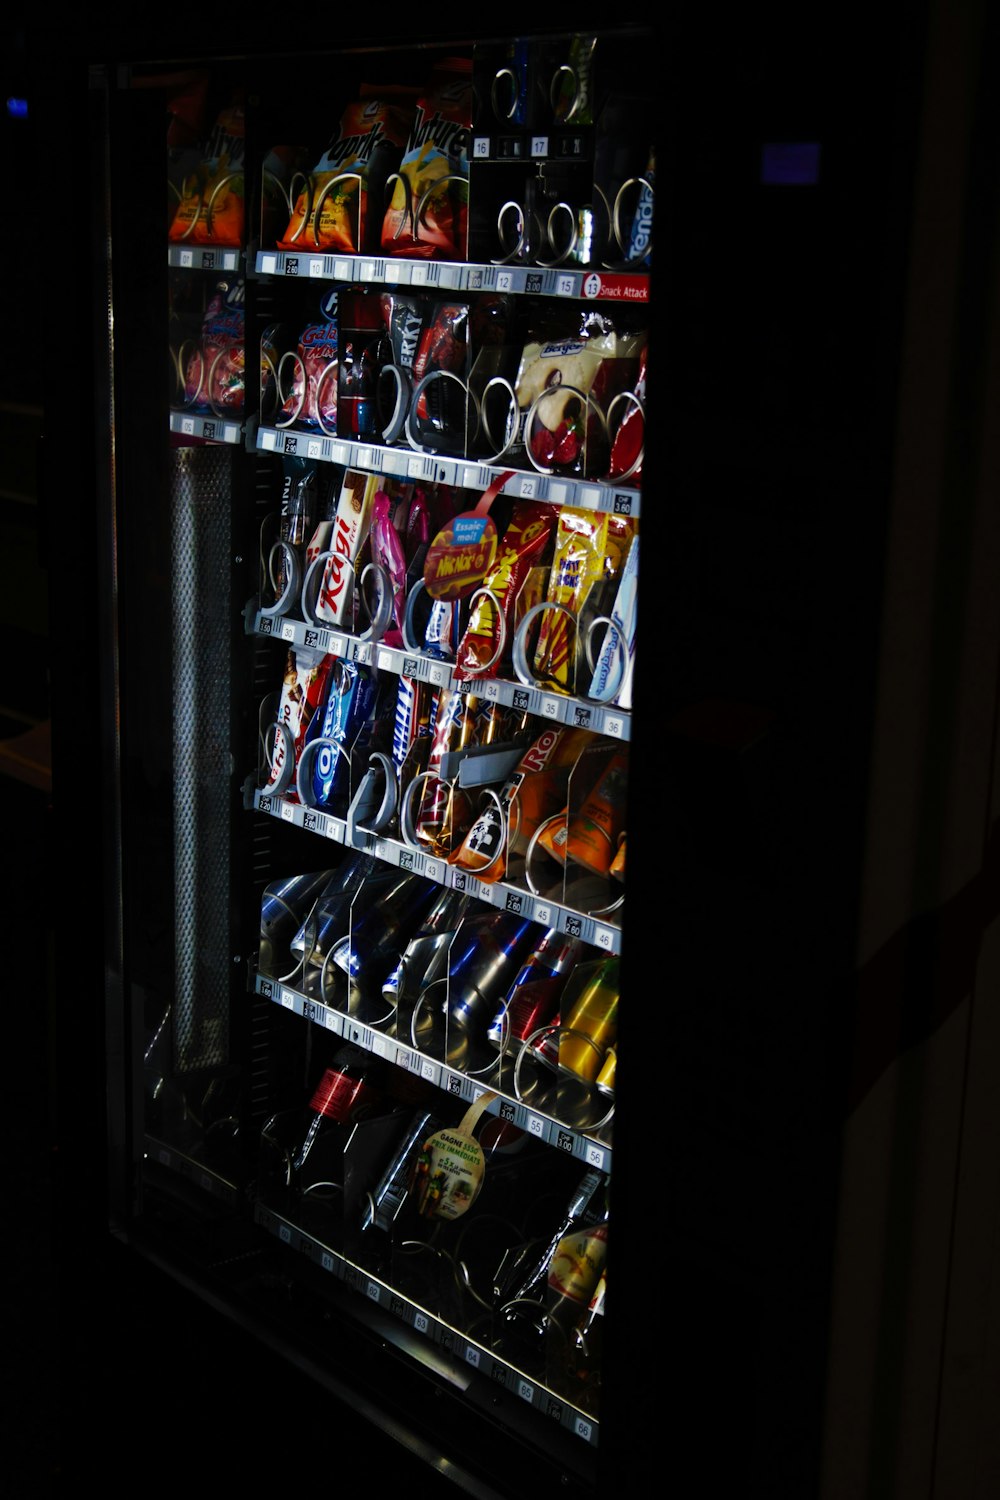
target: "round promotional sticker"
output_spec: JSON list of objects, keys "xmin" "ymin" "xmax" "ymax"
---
[{"xmin": 423, "ymin": 471, "xmax": 512, "ymax": 601}]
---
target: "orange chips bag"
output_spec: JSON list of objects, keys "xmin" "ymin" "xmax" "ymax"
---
[{"xmin": 168, "ymin": 97, "xmax": 246, "ymax": 248}]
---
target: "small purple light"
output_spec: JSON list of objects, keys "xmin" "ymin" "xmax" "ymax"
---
[{"xmin": 760, "ymin": 142, "xmax": 821, "ymax": 186}]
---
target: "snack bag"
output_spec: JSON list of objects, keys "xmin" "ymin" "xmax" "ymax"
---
[
  {"xmin": 515, "ymin": 315, "xmax": 644, "ymax": 478},
  {"xmin": 382, "ymin": 57, "xmax": 472, "ymax": 261},
  {"xmin": 278, "ymin": 93, "xmax": 413, "ymax": 255},
  {"xmin": 168, "ymin": 95, "xmax": 246, "ymax": 247},
  {"xmin": 182, "ymin": 278, "xmax": 244, "ymax": 415},
  {"xmin": 453, "ymin": 501, "xmax": 556, "ymax": 681},
  {"xmin": 531, "ymin": 507, "xmax": 611, "ymax": 692},
  {"xmin": 276, "ymin": 290, "xmax": 339, "ymax": 432}
]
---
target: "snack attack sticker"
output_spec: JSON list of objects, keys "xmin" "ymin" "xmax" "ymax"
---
[{"xmin": 423, "ymin": 471, "xmax": 512, "ymax": 600}]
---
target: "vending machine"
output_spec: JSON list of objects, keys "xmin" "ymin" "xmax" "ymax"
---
[{"xmin": 35, "ymin": 7, "xmax": 1000, "ymax": 1497}]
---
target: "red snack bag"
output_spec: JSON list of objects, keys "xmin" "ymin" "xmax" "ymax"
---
[
  {"xmin": 169, "ymin": 95, "xmax": 246, "ymax": 247},
  {"xmin": 382, "ymin": 57, "xmax": 472, "ymax": 261},
  {"xmin": 453, "ymin": 502, "xmax": 556, "ymax": 681},
  {"xmin": 278, "ymin": 93, "xmax": 413, "ymax": 255}
]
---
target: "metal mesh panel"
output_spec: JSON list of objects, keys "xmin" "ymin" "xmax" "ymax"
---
[{"xmin": 171, "ymin": 446, "xmax": 233, "ymax": 1072}]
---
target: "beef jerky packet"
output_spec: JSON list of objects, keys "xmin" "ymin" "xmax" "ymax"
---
[
  {"xmin": 382, "ymin": 57, "xmax": 472, "ymax": 261},
  {"xmin": 169, "ymin": 94, "xmax": 246, "ymax": 247},
  {"xmin": 278, "ymin": 91, "xmax": 414, "ymax": 255}
]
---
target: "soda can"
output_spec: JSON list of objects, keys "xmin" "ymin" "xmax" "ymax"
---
[
  {"xmin": 558, "ymin": 957, "xmax": 619, "ymax": 1082},
  {"xmin": 487, "ymin": 927, "xmax": 582, "ymax": 1049}
]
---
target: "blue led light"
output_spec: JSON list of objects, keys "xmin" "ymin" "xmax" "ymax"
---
[
  {"xmin": 6, "ymin": 97, "xmax": 28, "ymax": 119},
  {"xmin": 760, "ymin": 142, "xmax": 821, "ymax": 186}
]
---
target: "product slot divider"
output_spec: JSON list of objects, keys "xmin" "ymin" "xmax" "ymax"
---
[
  {"xmin": 144, "ymin": 1136, "xmax": 243, "ymax": 1207},
  {"xmin": 254, "ymin": 247, "xmax": 649, "ymax": 309},
  {"xmin": 252, "ymin": 1200, "xmax": 600, "ymax": 1446},
  {"xmin": 254, "ymin": 971, "xmax": 612, "ymax": 1175},
  {"xmin": 169, "ymin": 411, "xmax": 244, "ymax": 445},
  {"xmin": 255, "ymin": 425, "xmax": 640, "ymax": 520}
]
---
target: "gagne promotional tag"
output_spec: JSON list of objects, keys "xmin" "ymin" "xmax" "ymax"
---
[{"xmin": 411, "ymin": 1092, "xmax": 497, "ymax": 1221}]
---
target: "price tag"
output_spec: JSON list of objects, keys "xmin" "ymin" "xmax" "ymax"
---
[
  {"xmin": 334, "ymin": 259, "xmax": 352, "ymax": 281},
  {"xmin": 259, "ymin": 253, "xmax": 278, "ymax": 275},
  {"xmin": 280, "ymin": 801, "xmax": 295, "ymax": 822},
  {"xmin": 309, "ymin": 258, "xmax": 324, "ymax": 278},
  {"xmin": 556, "ymin": 274, "xmax": 576, "ymax": 297}
]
